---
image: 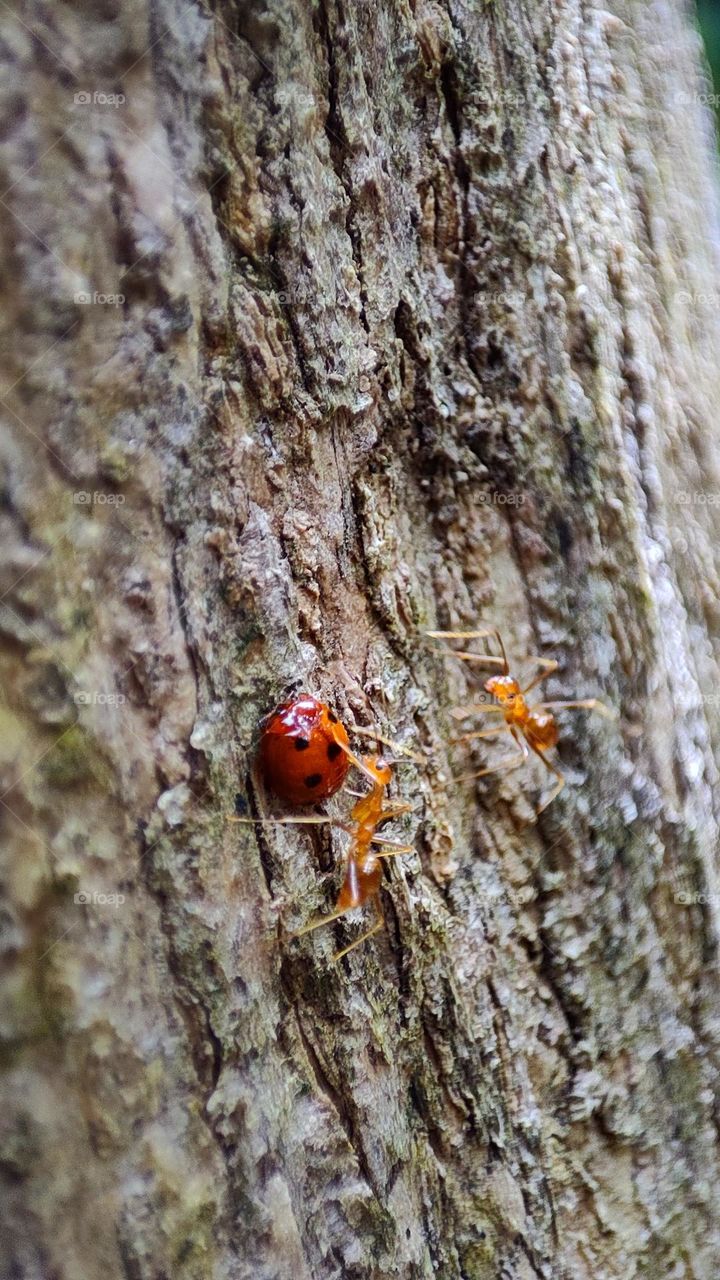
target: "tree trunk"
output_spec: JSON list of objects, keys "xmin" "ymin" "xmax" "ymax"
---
[{"xmin": 3, "ymin": 0, "xmax": 720, "ymax": 1277}]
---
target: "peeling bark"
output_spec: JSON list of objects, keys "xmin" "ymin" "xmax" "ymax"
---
[{"xmin": 2, "ymin": 1, "xmax": 720, "ymax": 1277}]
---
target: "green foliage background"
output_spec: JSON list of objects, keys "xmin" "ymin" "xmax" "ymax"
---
[{"xmin": 697, "ymin": 1, "xmax": 720, "ymax": 99}]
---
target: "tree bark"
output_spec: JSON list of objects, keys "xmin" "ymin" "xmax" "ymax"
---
[{"xmin": 3, "ymin": 0, "xmax": 720, "ymax": 1277}]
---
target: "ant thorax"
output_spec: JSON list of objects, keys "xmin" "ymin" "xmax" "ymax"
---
[
  {"xmin": 485, "ymin": 674, "xmax": 527, "ymax": 723},
  {"xmin": 351, "ymin": 782, "xmax": 384, "ymax": 832}
]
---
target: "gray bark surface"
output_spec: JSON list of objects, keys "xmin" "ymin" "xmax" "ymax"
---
[{"xmin": 2, "ymin": 0, "xmax": 720, "ymax": 1277}]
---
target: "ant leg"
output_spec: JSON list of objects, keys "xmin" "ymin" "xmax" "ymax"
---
[
  {"xmin": 333, "ymin": 900, "xmax": 384, "ymax": 962},
  {"xmin": 378, "ymin": 801, "xmax": 413, "ymax": 819},
  {"xmin": 426, "ymin": 627, "xmax": 503, "ymax": 645},
  {"xmin": 539, "ymin": 699, "xmax": 616, "ymax": 719},
  {"xmin": 335, "ymin": 742, "xmax": 379, "ymax": 785},
  {"xmin": 449, "ymin": 704, "xmax": 505, "ymax": 720},
  {"xmin": 450, "ymin": 725, "xmax": 509, "ymax": 745},
  {"xmin": 441, "ymin": 652, "xmax": 506, "ymax": 667},
  {"xmin": 427, "ymin": 627, "xmax": 509, "ymax": 673},
  {"xmin": 521, "ymin": 659, "xmax": 560, "ymax": 695},
  {"xmin": 346, "ymin": 725, "xmax": 424, "ymax": 764},
  {"xmin": 336, "ymin": 742, "xmax": 421, "ymax": 787},
  {"xmin": 292, "ymin": 904, "xmax": 350, "ymax": 940},
  {"xmin": 370, "ymin": 835, "xmax": 414, "ymax": 853},
  {"xmin": 528, "ymin": 745, "xmax": 565, "ymax": 815},
  {"xmin": 456, "ymin": 751, "xmax": 526, "ymax": 783},
  {"xmin": 227, "ymin": 815, "xmax": 352, "ymax": 833},
  {"xmin": 456, "ymin": 726, "xmax": 528, "ymax": 784}
]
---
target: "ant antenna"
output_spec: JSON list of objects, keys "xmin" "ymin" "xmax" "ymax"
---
[{"xmin": 426, "ymin": 626, "xmax": 510, "ymax": 674}]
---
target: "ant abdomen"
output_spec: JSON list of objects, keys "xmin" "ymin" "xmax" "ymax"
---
[
  {"xmin": 525, "ymin": 711, "xmax": 559, "ymax": 751},
  {"xmin": 336, "ymin": 855, "xmax": 382, "ymax": 912}
]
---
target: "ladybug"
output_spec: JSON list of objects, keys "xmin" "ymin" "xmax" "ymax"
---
[{"xmin": 257, "ymin": 694, "xmax": 351, "ymax": 806}]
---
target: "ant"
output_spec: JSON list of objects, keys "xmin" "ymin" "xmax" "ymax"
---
[
  {"xmin": 428, "ymin": 626, "xmax": 614, "ymax": 816},
  {"xmin": 228, "ymin": 744, "xmax": 415, "ymax": 961}
]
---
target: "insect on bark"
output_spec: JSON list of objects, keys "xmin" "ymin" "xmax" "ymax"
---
[
  {"xmin": 428, "ymin": 626, "xmax": 614, "ymax": 817},
  {"xmin": 230, "ymin": 736, "xmax": 418, "ymax": 960}
]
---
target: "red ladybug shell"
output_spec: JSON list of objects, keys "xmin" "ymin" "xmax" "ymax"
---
[{"xmin": 257, "ymin": 694, "xmax": 351, "ymax": 806}]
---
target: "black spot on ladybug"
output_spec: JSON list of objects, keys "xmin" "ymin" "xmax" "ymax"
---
[
  {"xmin": 304, "ymin": 773, "xmax": 323, "ymax": 789},
  {"xmin": 327, "ymin": 742, "xmax": 342, "ymax": 761},
  {"xmin": 294, "ymin": 736, "xmax": 310, "ymax": 751},
  {"xmin": 327, "ymin": 711, "xmax": 338, "ymax": 723}
]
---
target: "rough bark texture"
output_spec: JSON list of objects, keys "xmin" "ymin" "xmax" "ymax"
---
[{"xmin": 3, "ymin": 0, "xmax": 720, "ymax": 1277}]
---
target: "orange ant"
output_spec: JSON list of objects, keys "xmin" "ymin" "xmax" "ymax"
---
[
  {"xmin": 428, "ymin": 626, "xmax": 614, "ymax": 816},
  {"xmin": 228, "ymin": 743, "xmax": 415, "ymax": 960}
]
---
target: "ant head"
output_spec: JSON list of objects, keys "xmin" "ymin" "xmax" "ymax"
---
[
  {"xmin": 484, "ymin": 674, "xmax": 520, "ymax": 704},
  {"xmin": 368, "ymin": 754, "xmax": 393, "ymax": 785}
]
